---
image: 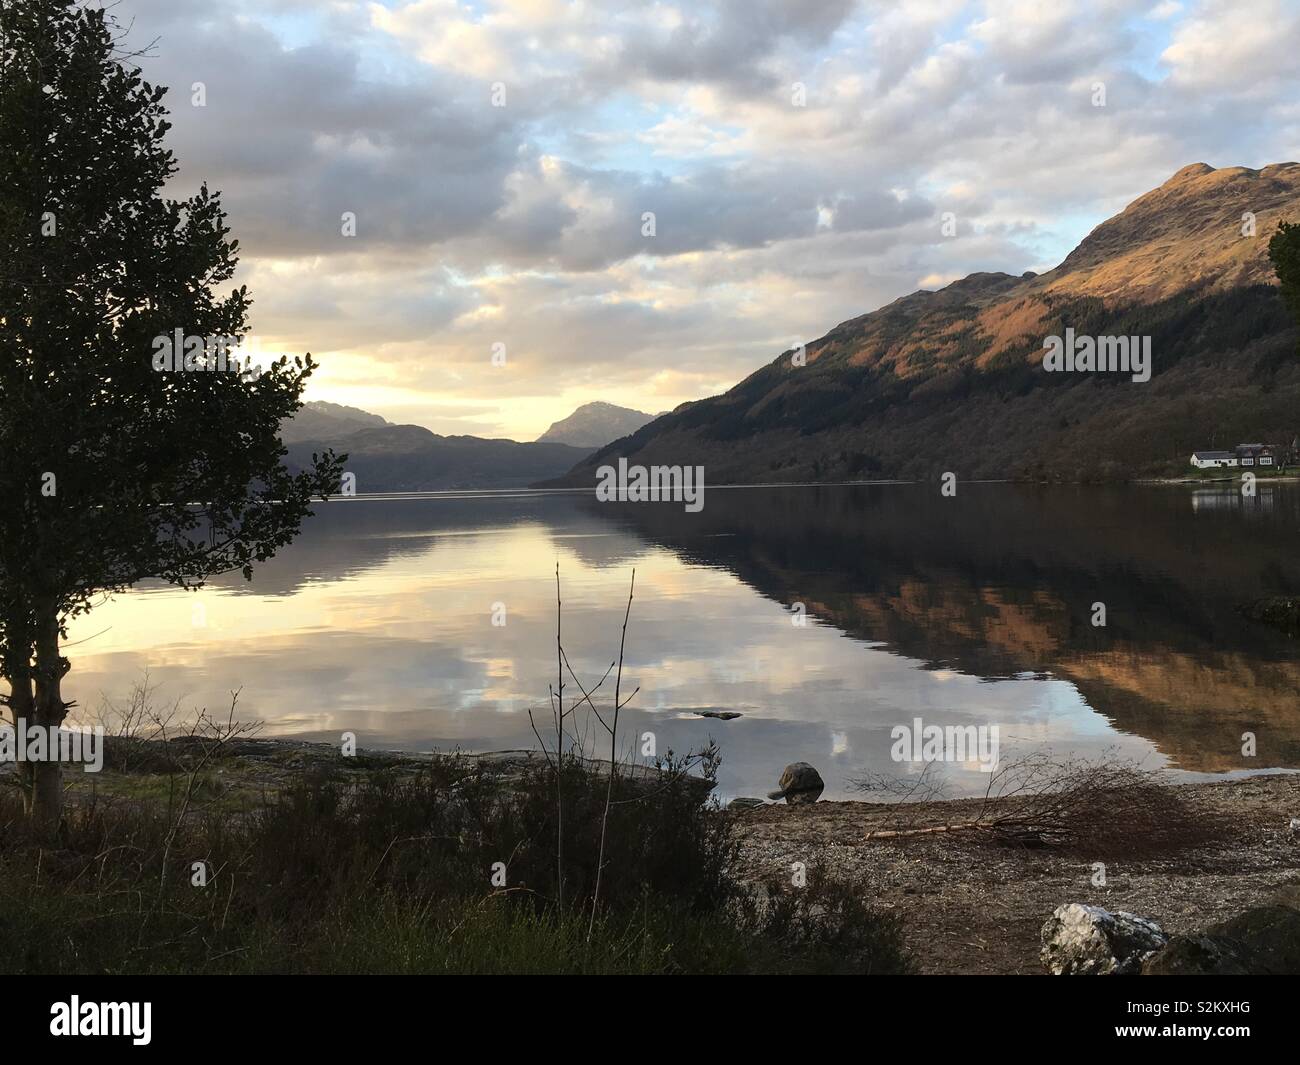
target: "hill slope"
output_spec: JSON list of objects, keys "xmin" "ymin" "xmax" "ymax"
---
[
  {"xmin": 551, "ymin": 163, "xmax": 1300, "ymax": 485},
  {"xmin": 536, "ymin": 401, "xmax": 657, "ymax": 448}
]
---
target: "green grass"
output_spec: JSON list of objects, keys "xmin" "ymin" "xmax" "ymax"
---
[{"xmin": 1180, "ymin": 463, "xmax": 1294, "ymax": 480}]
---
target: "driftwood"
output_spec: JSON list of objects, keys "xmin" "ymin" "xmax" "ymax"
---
[{"xmin": 864, "ymin": 821, "xmax": 1069, "ymax": 847}]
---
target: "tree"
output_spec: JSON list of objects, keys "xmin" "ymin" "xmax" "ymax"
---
[
  {"xmin": 1268, "ymin": 219, "xmax": 1300, "ymax": 351},
  {"xmin": 0, "ymin": 1, "xmax": 342, "ymax": 825}
]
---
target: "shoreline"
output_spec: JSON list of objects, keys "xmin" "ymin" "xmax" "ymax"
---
[
  {"xmin": 729, "ymin": 772, "xmax": 1300, "ymax": 974},
  {"xmin": 261, "ymin": 478, "xmax": 1300, "ymax": 498},
  {"xmin": 1138, "ymin": 475, "xmax": 1300, "ymax": 485},
  {"xmin": 26, "ymin": 737, "xmax": 1300, "ymax": 974}
]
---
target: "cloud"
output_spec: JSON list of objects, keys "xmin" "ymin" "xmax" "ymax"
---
[
  {"xmin": 103, "ymin": 0, "xmax": 1299, "ymax": 440},
  {"xmin": 1162, "ymin": 0, "xmax": 1300, "ymax": 93}
]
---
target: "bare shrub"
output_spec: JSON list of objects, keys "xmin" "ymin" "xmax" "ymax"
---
[{"xmin": 849, "ymin": 749, "xmax": 1227, "ymax": 857}]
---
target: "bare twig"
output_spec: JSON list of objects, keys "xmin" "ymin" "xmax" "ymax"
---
[
  {"xmin": 554, "ymin": 562, "xmax": 565, "ymax": 916},
  {"xmin": 589, "ymin": 569, "xmax": 635, "ymax": 941},
  {"xmin": 854, "ymin": 750, "xmax": 1224, "ymax": 855}
]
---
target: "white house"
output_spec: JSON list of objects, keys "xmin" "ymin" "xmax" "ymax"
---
[{"xmin": 1190, "ymin": 450, "xmax": 1238, "ymax": 469}]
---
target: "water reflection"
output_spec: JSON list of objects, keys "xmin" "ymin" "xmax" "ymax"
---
[{"xmin": 63, "ymin": 485, "xmax": 1300, "ymax": 799}]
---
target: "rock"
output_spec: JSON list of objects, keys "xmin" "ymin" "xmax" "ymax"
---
[
  {"xmin": 696, "ymin": 710, "xmax": 743, "ymax": 720},
  {"xmin": 766, "ymin": 762, "xmax": 824, "ymax": 804},
  {"xmin": 1142, "ymin": 886, "xmax": 1300, "ymax": 974},
  {"xmin": 728, "ymin": 797, "xmax": 767, "ymax": 810},
  {"xmin": 1040, "ymin": 903, "xmax": 1167, "ymax": 975}
]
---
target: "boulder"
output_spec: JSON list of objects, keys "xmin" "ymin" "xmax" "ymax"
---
[
  {"xmin": 1040, "ymin": 903, "xmax": 1167, "ymax": 975},
  {"xmin": 728, "ymin": 796, "xmax": 767, "ymax": 810},
  {"xmin": 1143, "ymin": 886, "xmax": 1300, "ymax": 974},
  {"xmin": 767, "ymin": 762, "xmax": 824, "ymax": 804}
]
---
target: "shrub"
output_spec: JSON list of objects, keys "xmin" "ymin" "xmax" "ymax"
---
[{"xmin": 0, "ymin": 750, "xmax": 909, "ymax": 975}]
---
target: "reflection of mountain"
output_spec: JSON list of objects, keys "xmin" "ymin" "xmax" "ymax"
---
[
  {"xmin": 576, "ymin": 484, "xmax": 1300, "ymax": 771},
  {"xmin": 189, "ymin": 494, "xmax": 645, "ymax": 597},
  {"xmin": 159, "ymin": 485, "xmax": 1300, "ymax": 772}
]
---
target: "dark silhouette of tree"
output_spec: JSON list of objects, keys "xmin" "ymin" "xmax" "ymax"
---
[{"xmin": 0, "ymin": 1, "xmax": 342, "ymax": 825}]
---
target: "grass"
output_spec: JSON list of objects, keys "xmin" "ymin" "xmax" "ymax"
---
[
  {"xmin": 0, "ymin": 748, "xmax": 912, "ymax": 975},
  {"xmin": 1177, "ymin": 464, "xmax": 1294, "ymax": 481}
]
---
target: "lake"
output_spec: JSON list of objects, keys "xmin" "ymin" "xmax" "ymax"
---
[{"xmin": 63, "ymin": 483, "xmax": 1300, "ymax": 800}]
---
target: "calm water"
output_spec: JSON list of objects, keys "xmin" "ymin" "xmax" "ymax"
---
[{"xmin": 64, "ymin": 484, "xmax": 1300, "ymax": 799}]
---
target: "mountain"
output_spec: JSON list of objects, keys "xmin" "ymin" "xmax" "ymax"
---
[
  {"xmin": 536, "ymin": 401, "xmax": 658, "ymax": 448},
  {"xmin": 281, "ymin": 401, "xmax": 389, "ymax": 444},
  {"xmin": 548, "ymin": 163, "xmax": 1300, "ymax": 486},
  {"xmin": 284, "ymin": 420, "xmax": 591, "ymax": 492}
]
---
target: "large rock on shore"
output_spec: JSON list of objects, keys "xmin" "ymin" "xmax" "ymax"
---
[
  {"xmin": 767, "ymin": 762, "xmax": 825, "ymax": 804},
  {"xmin": 1040, "ymin": 903, "xmax": 1167, "ymax": 975},
  {"xmin": 1142, "ymin": 884, "xmax": 1300, "ymax": 974}
]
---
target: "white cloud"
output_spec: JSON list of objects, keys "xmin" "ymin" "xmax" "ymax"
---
[{"xmin": 104, "ymin": 0, "xmax": 1300, "ymax": 439}]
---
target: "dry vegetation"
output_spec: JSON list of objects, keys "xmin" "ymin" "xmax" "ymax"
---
[
  {"xmin": 729, "ymin": 772, "xmax": 1300, "ymax": 974},
  {"xmin": 848, "ymin": 751, "xmax": 1228, "ymax": 856}
]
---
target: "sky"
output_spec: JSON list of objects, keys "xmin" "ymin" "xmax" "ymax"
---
[{"xmin": 107, "ymin": 0, "xmax": 1300, "ymax": 441}]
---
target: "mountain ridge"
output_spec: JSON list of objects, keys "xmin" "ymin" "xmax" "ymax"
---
[
  {"xmin": 280, "ymin": 400, "xmax": 389, "ymax": 444},
  {"xmin": 536, "ymin": 401, "xmax": 658, "ymax": 448},
  {"xmin": 282, "ymin": 408, "xmax": 592, "ymax": 492},
  {"xmin": 546, "ymin": 162, "xmax": 1300, "ymax": 486}
]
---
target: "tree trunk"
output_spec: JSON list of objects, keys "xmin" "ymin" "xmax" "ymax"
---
[
  {"xmin": 4, "ymin": 668, "xmax": 36, "ymax": 815},
  {"xmin": 30, "ymin": 758, "xmax": 62, "ymax": 826},
  {"xmin": 29, "ymin": 601, "xmax": 68, "ymax": 829}
]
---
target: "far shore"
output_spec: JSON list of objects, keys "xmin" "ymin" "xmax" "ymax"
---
[
  {"xmin": 1139, "ymin": 474, "xmax": 1300, "ymax": 484},
  {"xmin": 303, "ymin": 475, "xmax": 1300, "ymax": 496}
]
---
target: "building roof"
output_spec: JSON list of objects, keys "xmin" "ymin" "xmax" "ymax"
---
[{"xmin": 1192, "ymin": 451, "xmax": 1235, "ymax": 460}]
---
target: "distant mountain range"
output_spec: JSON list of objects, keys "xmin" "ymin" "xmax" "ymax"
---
[
  {"xmin": 279, "ymin": 402, "xmax": 594, "ymax": 492},
  {"xmin": 280, "ymin": 401, "xmax": 390, "ymax": 445},
  {"xmin": 547, "ymin": 163, "xmax": 1300, "ymax": 486},
  {"xmin": 536, "ymin": 401, "xmax": 658, "ymax": 448}
]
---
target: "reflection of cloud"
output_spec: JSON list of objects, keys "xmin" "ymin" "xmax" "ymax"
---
[{"xmin": 61, "ymin": 490, "xmax": 1244, "ymax": 800}]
